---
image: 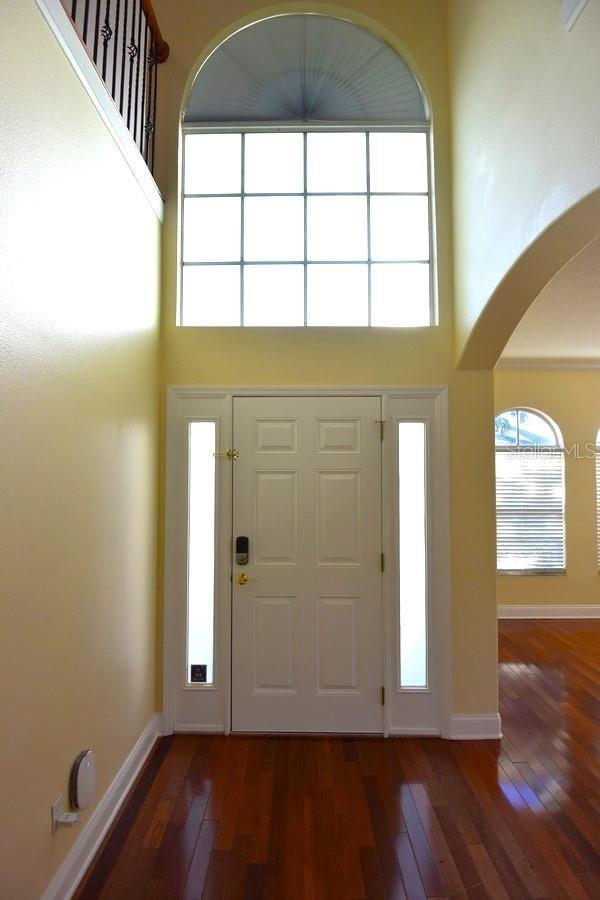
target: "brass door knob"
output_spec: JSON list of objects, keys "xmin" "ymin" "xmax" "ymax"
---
[{"xmin": 237, "ymin": 572, "xmax": 250, "ymax": 585}]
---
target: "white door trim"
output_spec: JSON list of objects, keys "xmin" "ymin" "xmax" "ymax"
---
[{"xmin": 163, "ymin": 385, "xmax": 451, "ymax": 737}]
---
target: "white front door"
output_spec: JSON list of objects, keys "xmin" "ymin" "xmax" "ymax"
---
[{"xmin": 231, "ymin": 396, "xmax": 383, "ymax": 733}]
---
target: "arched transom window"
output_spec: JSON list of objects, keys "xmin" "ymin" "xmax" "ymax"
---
[
  {"xmin": 180, "ymin": 14, "xmax": 433, "ymax": 327},
  {"xmin": 494, "ymin": 408, "xmax": 566, "ymax": 573}
]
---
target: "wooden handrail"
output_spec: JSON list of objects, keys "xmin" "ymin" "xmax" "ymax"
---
[{"xmin": 141, "ymin": 0, "xmax": 169, "ymax": 63}]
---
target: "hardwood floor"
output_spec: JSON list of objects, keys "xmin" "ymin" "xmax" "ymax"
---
[{"xmin": 76, "ymin": 620, "xmax": 600, "ymax": 899}]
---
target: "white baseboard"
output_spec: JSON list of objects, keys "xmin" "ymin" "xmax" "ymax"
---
[
  {"xmin": 388, "ymin": 726, "xmax": 441, "ymax": 737},
  {"xmin": 447, "ymin": 714, "xmax": 502, "ymax": 740},
  {"xmin": 499, "ymin": 604, "xmax": 600, "ymax": 619},
  {"xmin": 173, "ymin": 723, "xmax": 225, "ymax": 734},
  {"xmin": 42, "ymin": 713, "xmax": 163, "ymax": 900}
]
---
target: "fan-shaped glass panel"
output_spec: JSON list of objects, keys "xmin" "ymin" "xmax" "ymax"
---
[
  {"xmin": 494, "ymin": 409, "xmax": 562, "ymax": 448},
  {"xmin": 184, "ymin": 15, "xmax": 427, "ymax": 124}
]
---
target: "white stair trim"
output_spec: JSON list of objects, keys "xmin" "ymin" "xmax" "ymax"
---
[
  {"xmin": 499, "ymin": 604, "xmax": 600, "ymax": 619},
  {"xmin": 447, "ymin": 714, "xmax": 502, "ymax": 740},
  {"xmin": 42, "ymin": 714, "xmax": 163, "ymax": 900}
]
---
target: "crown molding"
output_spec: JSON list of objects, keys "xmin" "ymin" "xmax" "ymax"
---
[{"xmin": 496, "ymin": 357, "xmax": 600, "ymax": 371}]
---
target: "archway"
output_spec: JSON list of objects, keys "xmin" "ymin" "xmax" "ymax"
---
[{"xmin": 458, "ymin": 187, "xmax": 600, "ymax": 370}]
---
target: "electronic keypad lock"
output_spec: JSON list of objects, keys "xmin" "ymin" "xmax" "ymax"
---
[{"xmin": 236, "ymin": 536, "xmax": 249, "ymax": 565}]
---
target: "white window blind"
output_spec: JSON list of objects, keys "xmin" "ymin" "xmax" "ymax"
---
[
  {"xmin": 495, "ymin": 449, "xmax": 566, "ymax": 572},
  {"xmin": 184, "ymin": 15, "xmax": 427, "ymax": 125}
]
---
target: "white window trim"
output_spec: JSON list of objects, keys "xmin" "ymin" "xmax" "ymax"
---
[{"xmin": 178, "ymin": 124, "xmax": 437, "ymax": 328}]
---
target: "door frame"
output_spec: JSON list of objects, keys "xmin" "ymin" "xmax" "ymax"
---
[{"xmin": 163, "ymin": 385, "xmax": 451, "ymax": 738}]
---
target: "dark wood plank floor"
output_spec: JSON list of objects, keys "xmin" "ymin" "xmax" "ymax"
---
[{"xmin": 76, "ymin": 620, "xmax": 600, "ymax": 899}]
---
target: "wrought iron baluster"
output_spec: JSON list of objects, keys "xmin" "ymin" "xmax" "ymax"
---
[
  {"xmin": 133, "ymin": 0, "xmax": 143, "ymax": 146},
  {"xmin": 111, "ymin": 0, "xmax": 121, "ymax": 100},
  {"xmin": 82, "ymin": 0, "xmax": 91, "ymax": 43},
  {"xmin": 71, "ymin": 1, "xmax": 78, "ymax": 18},
  {"xmin": 92, "ymin": 0, "xmax": 102, "ymax": 63},
  {"xmin": 140, "ymin": 21, "xmax": 149, "ymax": 159},
  {"xmin": 145, "ymin": 41, "xmax": 156, "ymax": 168},
  {"xmin": 150, "ymin": 40, "xmax": 158, "ymax": 172},
  {"xmin": 101, "ymin": 0, "xmax": 113, "ymax": 82},
  {"xmin": 119, "ymin": 0, "xmax": 129, "ymax": 115},
  {"xmin": 126, "ymin": 0, "xmax": 139, "ymax": 130}
]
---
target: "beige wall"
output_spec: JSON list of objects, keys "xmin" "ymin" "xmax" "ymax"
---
[
  {"xmin": 495, "ymin": 369, "xmax": 600, "ymax": 607},
  {"xmin": 0, "ymin": 2, "xmax": 161, "ymax": 896},
  {"xmin": 449, "ymin": 0, "xmax": 600, "ymax": 365},
  {"xmin": 152, "ymin": 0, "xmax": 499, "ymax": 719}
]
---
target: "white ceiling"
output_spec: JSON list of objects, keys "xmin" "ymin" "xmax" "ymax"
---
[{"xmin": 499, "ymin": 236, "xmax": 600, "ymax": 366}]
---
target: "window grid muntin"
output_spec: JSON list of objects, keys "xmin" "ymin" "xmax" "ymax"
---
[
  {"xmin": 303, "ymin": 131, "xmax": 308, "ymax": 326},
  {"xmin": 366, "ymin": 133, "xmax": 373, "ymax": 326},
  {"xmin": 240, "ymin": 133, "xmax": 245, "ymax": 324},
  {"xmin": 180, "ymin": 126, "xmax": 433, "ymax": 327}
]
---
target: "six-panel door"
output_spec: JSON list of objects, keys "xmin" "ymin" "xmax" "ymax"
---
[{"xmin": 231, "ymin": 396, "xmax": 383, "ymax": 733}]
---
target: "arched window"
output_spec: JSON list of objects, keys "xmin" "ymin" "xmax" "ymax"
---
[
  {"xmin": 494, "ymin": 408, "xmax": 565, "ymax": 573},
  {"xmin": 180, "ymin": 14, "xmax": 433, "ymax": 327}
]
